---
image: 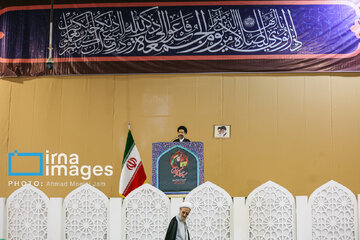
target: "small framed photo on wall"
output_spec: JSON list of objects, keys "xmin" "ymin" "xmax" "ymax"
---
[{"xmin": 214, "ymin": 125, "xmax": 231, "ymax": 138}]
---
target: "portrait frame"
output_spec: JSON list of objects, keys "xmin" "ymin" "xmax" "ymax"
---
[{"xmin": 214, "ymin": 125, "xmax": 231, "ymax": 138}]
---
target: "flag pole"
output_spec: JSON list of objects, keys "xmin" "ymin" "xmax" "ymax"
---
[
  {"xmin": 46, "ymin": 0, "xmax": 54, "ymax": 70},
  {"xmin": 128, "ymin": 122, "xmax": 131, "ymax": 130}
]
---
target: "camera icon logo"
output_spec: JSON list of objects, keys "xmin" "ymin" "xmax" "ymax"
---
[{"xmin": 8, "ymin": 150, "xmax": 43, "ymax": 176}]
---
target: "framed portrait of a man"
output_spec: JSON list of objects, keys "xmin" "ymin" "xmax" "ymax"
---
[{"xmin": 214, "ymin": 125, "xmax": 231, "ymax": 138}]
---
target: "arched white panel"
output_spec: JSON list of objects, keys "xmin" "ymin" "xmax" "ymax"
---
[
  {"xmin": 246, "ymin": 181, "xmax": 296, "ymax": 240},
  {"xmin": 63, "ymin": 183, "xmax": 108, "ymax": 239},
  {"xmin": 185, "ymin": 181, "xmax": 232, "ymax": 240},
  {"xmin": 122, "ymin": 183, "xmax": 170, "ymax": 240},
  {"xmin": 309, "ymin": 180, "xmax": 358, "ymax": 240},
  {"xmin": 7, "ymin": 184, "xmax": 49, "ymax": 240}
]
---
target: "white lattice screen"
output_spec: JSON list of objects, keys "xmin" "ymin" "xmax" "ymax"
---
[
  {"xmin": 309, "ymin": 180, "xmax": 358, "ymax": 240},
  {"xmin": 185, "ymin": 181, "xmax": 232, "ymax": 240},
  {"xmin": 7, "ymin": 184, "xmax": 49, "ymax": 240},
  {"xmin": 2, "ymin": 180, "xmax": 360, "ymax": 240},
  {"xmin": 246, "ymin": 181, "xmax": 296, "ymax": 240},
  {"xmin": 122, "ymin": 183, "xmax": 170, "ymax": 240},
  {"xmin": 63, "ymin": 183, "xmax": 109, "ymax": 239}
]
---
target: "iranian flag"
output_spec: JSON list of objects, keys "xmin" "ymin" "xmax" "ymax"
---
[{"xmin": 119, "ymin": 130, "xmax": 147, "ymax": 197}]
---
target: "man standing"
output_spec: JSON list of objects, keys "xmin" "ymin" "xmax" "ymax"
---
[
  {"xmin": 165, "ymin": 202, "xmax": 192, "ymax": 240},
  {"xmin": 173, "ymin": 126, "xmax": 191, "ymax": 142}
]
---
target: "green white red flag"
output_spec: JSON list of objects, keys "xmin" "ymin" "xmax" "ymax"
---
[{"xmin": 119, "ymin": 130, "xmax": 146, "ymax": 197}]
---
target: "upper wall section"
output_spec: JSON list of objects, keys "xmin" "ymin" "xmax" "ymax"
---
[{"xmin": 1, "ymin": 73, "xmax": 360, "ymax": 197}]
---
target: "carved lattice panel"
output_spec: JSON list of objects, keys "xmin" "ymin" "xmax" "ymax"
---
[
  {"xmin": 123, "ymin": 183, "xmax": 170, "ymax": 240},
  {"xmin": 309, "ymin": 180, "xmax": 358, "ymax": 240},
  {"xmin": 246, "ymin": 181, "xmax": 295, "ymax": 240},
  {"xmin": 185, "ymin": 181, "xmax": 232, "ymax": 240},
  {"xmin": 64, "ymin": 183, "xmax": 108, "ymax": 239},
  {"xmin": 7, "ymin": 184, "xmax": 49, "ymax": 240}
]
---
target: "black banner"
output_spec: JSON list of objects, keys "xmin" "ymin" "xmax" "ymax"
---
[{"xmin": 1, "ymin": 0, "xmax": 360, "ymax": 76}]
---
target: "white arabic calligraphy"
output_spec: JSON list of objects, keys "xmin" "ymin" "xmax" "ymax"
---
[{"xmin": 58, "ymin": 7, "xmax": 303, "ymax": 56}]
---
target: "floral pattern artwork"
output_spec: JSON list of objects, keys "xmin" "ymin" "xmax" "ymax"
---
[
  {"xmin": 64, "ymin": 183, "xmax": 108, "ymax": 239},
  {"xmin": 309, "ymin": 180, "xmax": 358, "ymax": 240},
  {"xmin": 7, "ymin": 184, "xmax": 49, "ymax": 240},
  {"xmin": 246, "ymin": 181, "xmax": 295, "ymax": 240},
  {"xmin": 185, "ymin": 182, "xmax": 232, "ymax": 240},
  {"xmin": 123, "ymin": 183, "xmax": 170, "ymax": 240}
]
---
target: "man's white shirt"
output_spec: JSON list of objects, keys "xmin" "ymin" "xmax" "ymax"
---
[{"xmin": 175, "ymin": 215, "xmax": 189, "ymax": 240}]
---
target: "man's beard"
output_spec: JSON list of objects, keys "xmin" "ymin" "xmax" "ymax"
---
[
  {"xmin": 180, "ymin": 216, "xmax": 186, "ymax": 222},
  {"xmin": 178, "ymin": 134, "xmax": 184, "ymax": 139}
]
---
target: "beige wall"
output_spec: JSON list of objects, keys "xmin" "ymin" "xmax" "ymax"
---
[{"xmin": 1, "ymin": 73, "xmax": 360, "ymax": 198}]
